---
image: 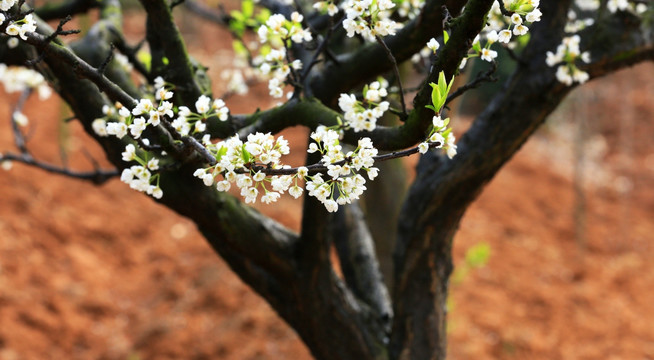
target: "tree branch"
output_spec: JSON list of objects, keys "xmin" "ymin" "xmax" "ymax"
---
[
  {"xmin": 34, "ymin": 0, "xmax": 98, "ymax": 21},
  {"xmin": 0, "ymin": 151, "xmax": 119, "ymax": 184},
  {"xmin": 332, "ymin": 202, "xmax": 393, "ymax": 336},
  {"xmin": 308, "ymin": 0, "xmax": 466, "ymax": 105}
]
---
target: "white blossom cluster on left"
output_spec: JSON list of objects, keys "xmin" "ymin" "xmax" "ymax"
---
[
  {"xmin": 0, "ymin": 64, "xmax": 52, "ymax": 128},
  {"xmin": 1, "ymin": 0, "xmax": 37, "ymax": 42},
  {"xmin": 92, "ymin": 77, "xmax": 231, "ymax": 199}
]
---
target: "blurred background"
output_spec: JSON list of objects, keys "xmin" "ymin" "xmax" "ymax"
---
[{"xmin": 1, "ymin": 2, "xmax": 653, "ymax": 359}]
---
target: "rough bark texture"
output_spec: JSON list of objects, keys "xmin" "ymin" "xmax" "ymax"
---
[{"xmin": 2, "ymin": 0, "xmax": 652, "ymax": 359}]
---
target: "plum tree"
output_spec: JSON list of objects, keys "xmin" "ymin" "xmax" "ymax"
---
[{"xmin": 0, "ymin": 0, "xmax": 652, "ymax": 359}]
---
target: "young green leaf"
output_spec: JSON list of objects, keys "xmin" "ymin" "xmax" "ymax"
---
[
  {"xmin": 241, "ymin": 144, "xmax": 251, "ymax": 163},
  {"xmin": 429, "ymin": 82, "xmax": 442, "ymax": 111},
  {"xmin": 242, "ymin": 0, "xmax": 254, "ymax": 18}
]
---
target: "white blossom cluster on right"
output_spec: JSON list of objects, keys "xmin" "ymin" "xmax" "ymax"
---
[
  {"xmin": 194, "ymin": 132, "xmax": 298, "ymax": 204},
  {"xmin": 306, "ymin": 127, "xmax": 379, "ymax": 212},
  {"xmin": 546, "ymin": 35, "xmax": 590, "ymax": 85},
  {"xmin": 418, "ymin": 115, "xmax": 457, "ymax": 159}
]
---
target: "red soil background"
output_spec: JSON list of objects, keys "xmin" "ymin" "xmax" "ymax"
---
[{"xmin": 1, "ymin": 8, "xmax": 654, "ymax": 360}]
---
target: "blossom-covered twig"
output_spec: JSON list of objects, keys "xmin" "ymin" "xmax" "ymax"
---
[{"xmin": 235, "ymin": 141, "xmax": 443, "ymax": 177}]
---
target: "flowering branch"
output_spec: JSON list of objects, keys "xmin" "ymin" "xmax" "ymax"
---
[
  {"xmin": 235, "ymin": 141, "xmax": 442, "ymax": 177},
  {"xmin": 309, "ymin": 0, "xmax": 467, "ymax": 103}
]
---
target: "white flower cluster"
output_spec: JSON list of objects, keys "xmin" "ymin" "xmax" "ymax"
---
[
  {"xmin": 342, "ymin": 0, "xmax": 401, "ymax": 41},
  {"xmin": 397, "ymin": 0, "xmax": 426, "ymax": 20},
  {"xmin": 568, "ymin": 0, "xmax": 648, "ymax": 33},
  {"xmin": 0, "ymin": 0, "xmax": 17, "ymax": 11},
  {"xmin": 259, "ymin": 47, "xmax": 302, "ymax": 98},
  {"xmin": 486, "ymin": 0, "xmax": 542, "ymax": 45},
  {"xmin": 0, "ymin": 64, "xmax": 52, "ymax": 100},
  {"xmin": 418, "ymin": 115, "xmax": 457, "ymax": 159},
  {"xmin": 306, "ymin": 127, "xmax": 379, "ymax": 212},
  {"xmin": 606, "ymin": 0, "xmax": 648, "ymax": 14},
  {"xmin": 193, "ymin": 126, "xmax": 380, "ymax": 212},
  {"xmin": 411, "ymin": 37, "xmax": 440, "ymax": 64},
  {"xmin": 256, "ymin": 12, "xmax": 311, "ymax": 99},
  {"xmin": 120, "ymin": 144, "xmax": 163, "ymax": 199},
  {"xmin": 338, "ymin": 80, "xmax": 390, "ymax": 132},
  {"xmin": 93, "ymin": 78, "xmax": 232, "ymax": 200},
  {"xmin": 2, "ymin": 12, "xmax": 36, "ymax": 41},
  {"xmin": 194, "ymin": 132, "xmax": 301, "ymax": 204},
  {"xmin": 93, "ymin": 78, "xmax": 229, "ymax": 139},
  {"xmin": 257, "ymin": 12, "xmax": 312, "ymax": 45},
  {"xmin": 564, "ymin": 9, "xmax": 595, "ymax": 33},
  {"xmin": 220, "ymin": 68, "xmax": 249, "ymax": 96},
  {"xmin": 313, "ymin": 1, "xmax": 339, "ymax": 16},
  {"xmin": 546, "ymin": 35, "xmax": 590, "ymax": 85},
  {"xmin": 476, "ymin": 33, "xmax": 498, "ymax": 62}
]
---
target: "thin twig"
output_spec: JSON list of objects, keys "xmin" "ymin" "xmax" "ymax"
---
[
  {"xmin": 445, "ymin": 61, "xmax": 498, "ymax": 105},
  {"xmin": 302, "ymin": 17, "xmax": 341, "ymax": 81},
  {"xmin": 0, "ymin": 152, "xmax": 119, "ymax": 184},
  {"xmin": 10, "ymin": 89, "xmax": 32, "ymax": 154},
  {"xmin": 375, "ymin": 36, "xmax": 408, "ymax": 119},
  {"xmin": 97, "ymin": 43, "xmax": 116, "ymax": 75}
]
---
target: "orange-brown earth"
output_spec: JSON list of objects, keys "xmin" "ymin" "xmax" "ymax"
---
[{"xmin": 1, "ymin": 9, "xmax": 654, "ymax": 360}]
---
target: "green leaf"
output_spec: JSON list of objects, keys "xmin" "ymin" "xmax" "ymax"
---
[
  {"xmin": 446, "ymin": 73, "xmax": 455, "ymax": 94},
  {"xmin": 442, "ymin": 117, "xmax": 450, "ymax": 127},
  {"xmin": 136, "ymin": 50, "xmax": 151, "ymax": 71},
  {"xmin": 242, "ymin": 0, "xmax": 254, "ymax": 18},
  {"xmin": 232, "ymin": 40, "xmax": 248, "ymax": 57},
  {"xmin": 429, "ymin": 82, "xmax": 442, "ymax": 111},
  {"xmin": 438, "ymin": 71, "xmax": 447, "ymax": 97},
  {"xmin": 259, "ymin": 44, "xmax": 271, "ymax": 56},
  {"xmin": 465, "ymin": 242, "xmax": 491, "ymax": 268},
  {"xmin": 216, "ymin": 145, "xmax": 227, "ymax": 162},
  {"xmin": 443, "ymin": 30, "xmax": 450, "ymax": 44},
  {"xmin": 241, "ymin": 144, "xmax": 251, "ymax": 163},
  {"xmin": 256, "ymin": 9, "xmax": 271, "ymax": 23},
  {"xmin": 230, "ymin": 10, "xmax": 244, "ymax": 21},
  {"xmin": 472, "ymin": 41, "xmax": 482, "ymax": 53},
  {"xmin": 162, "ymin": 56, "xmax": 169, "ymax": 65}
]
